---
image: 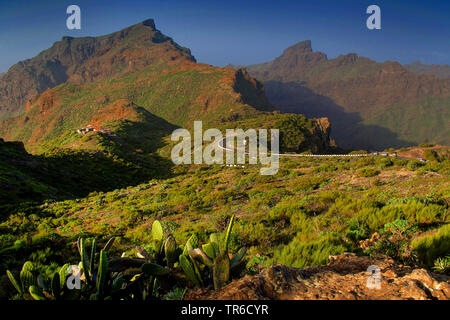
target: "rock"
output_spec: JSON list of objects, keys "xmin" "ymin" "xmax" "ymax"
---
[{"xmin": 185, "ymin": 253, "xmax": 449, "ymax": 300}]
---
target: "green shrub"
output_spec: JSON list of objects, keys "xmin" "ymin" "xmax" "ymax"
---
[
  {"xmin": 433, "ymin": 256, "xmax": 450, "ymax": 274},
  {"xmin": 346, "ymin": 218, "xmax": 368, "ymax": 242},
  {"xmin": 419, "ymin": 143, "xmax": 435, "ymax": 148},
  {"xmin": 313, "ymin": 164, "xmax": 338, "ymax": 173},
  {"xmin": 358, "ymin": 167, "xmax": 379, "ymax": 177},
  {"xmin": 272, "ymin": 234, "xmax": 346, "ymax": 268},
  {"xmin": 407, "ymin": 160, "xmax": 425, "ymax": 171},
  {"xmin": 349, "ymin": 150, "xmax": 368, "ymax": 155},
  {"xmin": 293, "ymin": 176, "xmax": 329, "ymax": 192},
  {"xmin": 378, "ymin": 157, "xmax": 393, "ymax": 169},
  {"xmin": 412, "ymin": 224, "xmax": 450, "ymax": 267},
  {"xmin": 424, "ymin": 150, "xmax": 440, "ymax": 162},
  {"xmin": 394, "ymin": 159, "xmax": 408, "ymax": 166}
]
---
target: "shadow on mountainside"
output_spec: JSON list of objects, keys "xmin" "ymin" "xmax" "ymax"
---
[
  {"xmin": 263, "ymin": 81, "xmax": 415, "ymax": 150},
  {"xmin": 0, "ymin": 110, "xmax": 178, "ymax": 208}
]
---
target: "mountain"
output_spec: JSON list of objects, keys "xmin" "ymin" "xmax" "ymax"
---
[
  {"xmin": 228, "ymin": 41, "xmax": 450, "ymax": 150},
  {"xmin": 0, "ymin": 19, "xmax": 280, "ymax": 155},
  {"xmin": 0, "ymin": 19, "xmax": 195, "ymax": 120},
  {"xmin": 0, "ymin": 19, "xmax": 335, "ymax": 169},
  {"xmin": 404, "ymin": 61, "xmax": 450, "ymax": 79}
]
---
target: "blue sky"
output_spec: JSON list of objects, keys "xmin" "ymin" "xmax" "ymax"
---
[{"xmin": 0, "ymin": 0, "xmax": 449, "ymax": 73}]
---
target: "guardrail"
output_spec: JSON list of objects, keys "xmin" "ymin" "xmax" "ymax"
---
[{"xmin": 217, "ymin": 137, "xmax": 386, "ymax": 158}]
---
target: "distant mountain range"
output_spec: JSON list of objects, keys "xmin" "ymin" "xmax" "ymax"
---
[
  {"xmin": 404, "ymin": 61, "xmax": 450, "ymax": 79},
  {"xmin": 227, "ymin": 41, "xmax": 450, "ymax": 149}
]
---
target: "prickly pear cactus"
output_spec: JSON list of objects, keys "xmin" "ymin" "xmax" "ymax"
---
[
  {"xmin": 152, "ymin": 220, "xmax": 164, "ymax": 242},
  {"xmin": 20, "ymin": 261, "xmax": 36, "ymax": 292},
  {"xmin": 164, "ymin": 235, "xmax": 178, "ymax": 267},
  {"xmin": 29, "ymin": 285, "xmax": 46, "ymax": 300},
  {"xmin": 179, "ymin": 254, "xmax": 201, "ymax": 287},
  {"xmin": 213, "ymin": 254, "xmax": 230, "ymax": 290}
]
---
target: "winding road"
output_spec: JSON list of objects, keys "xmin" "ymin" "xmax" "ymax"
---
[{"xmin": 217, "ymin": 136, "xmax": 373, "ymax": 158}]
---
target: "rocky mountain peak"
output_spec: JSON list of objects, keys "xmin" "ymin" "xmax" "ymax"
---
[
  {"xmin": 283, "ymin": 40, "xmax": 313, "ymax": 55},
  {"xmin": 0, "ymin": 19, "xmax": 195, "ymax": 118},
  {"xmin": 142, "ymin": 18, "xmax": 156, "ymax": 29}
]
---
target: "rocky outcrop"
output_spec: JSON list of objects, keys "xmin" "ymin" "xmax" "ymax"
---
[
  {"xmin": 186, "ymin": 253, "xmax": 449, "ymax": 300},
  {"xmin": 250, "ymin": 40, "xmax": 328, "ymax": 82},
  {"xmin": 309, "ymin": 117, "xmax": 334, "ymax": 150},
  {"xmin": 233, "ymin": 68, "xmax": 274, "ymax": 112}
]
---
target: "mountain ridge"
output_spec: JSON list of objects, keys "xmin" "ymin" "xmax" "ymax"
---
[{"xmin": 228, "ymin": 41, "xmax": 450, "ymax": 149}]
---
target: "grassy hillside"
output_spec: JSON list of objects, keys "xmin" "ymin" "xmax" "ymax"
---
[
  {"xmin": 405, "ymin": 61, "xmax": 450, "ymax": 79},
  {"xmin": 0, "ymin": 61, "xmax": 275, "ymax": 154},
  {"xmin": 364, "ymin": 96, "xmax": 450, "ymax": 147}
]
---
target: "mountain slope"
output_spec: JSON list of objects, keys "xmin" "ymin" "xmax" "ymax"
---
[
  {"xmin": 0, "ymin": 137, "xmax": 169, "ymax": 206},
  {"xmin": 230, "ymin": 41, "xmax": 450, "ymax": 150},
  {"xmin": 404, "ymin": 61, "xmax": 450, "ymax": 79}
]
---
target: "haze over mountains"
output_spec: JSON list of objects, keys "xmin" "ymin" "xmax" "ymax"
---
[
  {"xmin": 404, "ymin": 61, "xmax": 450, "ymax": 79},
  {"xmin": 228, "ymin": 41, "xmax": 450, "ymax": 150}
]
